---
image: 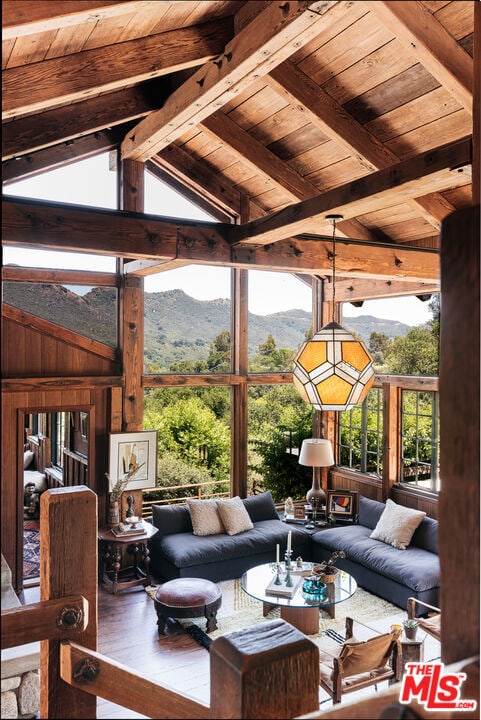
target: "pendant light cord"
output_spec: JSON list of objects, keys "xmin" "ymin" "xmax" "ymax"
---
[{"xmin": 327, "ymin": 214, "xmax": 342, "ymax": 325}]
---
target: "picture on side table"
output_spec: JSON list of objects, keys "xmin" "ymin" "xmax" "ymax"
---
[
  {"xmin": 327, "ymin": 489, "xmax": 358, "ymax": 521},
  {"xmin": 108, "ymin": 430, "xmax": 158, "ymax": 491}
]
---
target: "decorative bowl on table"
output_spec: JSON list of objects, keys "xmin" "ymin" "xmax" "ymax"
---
[
  {"xmin": 312, "ymin": 564, "xmax": 339, "ymax": 583},
  {"xmin": 302, "ymin": 576, "xmax": 327, "ymax": 595}
]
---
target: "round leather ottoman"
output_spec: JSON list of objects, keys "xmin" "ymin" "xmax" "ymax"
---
[{"xmin": 154, "ymin": 578, "xmax": 222, "ymax": 634}]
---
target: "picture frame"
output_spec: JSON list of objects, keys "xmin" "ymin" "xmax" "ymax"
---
[
  {"xmin": 108, "ymin": 430, "xmax": 157, "ymax": 491},
  {"xmin": 327, "ymin": 489, "xmax": 358, "ymax": 521}
]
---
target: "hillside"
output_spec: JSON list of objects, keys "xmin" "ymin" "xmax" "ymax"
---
[{"xmin": 3, "ymin": 282, "xmax": 412, "ymax": 370}]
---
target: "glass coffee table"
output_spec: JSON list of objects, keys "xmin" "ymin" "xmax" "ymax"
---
[{"xmin": 240, "ymin": 563, "xmax": 357, "ymax": 635}]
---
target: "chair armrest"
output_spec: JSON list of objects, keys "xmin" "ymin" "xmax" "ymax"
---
[
  {"xmin": 345, "ymin": 615, "xmax": 382, "ymax": 639},
  {"xmin": 407, "ymin": 597, "xmax": 440, "ymax": 619}
]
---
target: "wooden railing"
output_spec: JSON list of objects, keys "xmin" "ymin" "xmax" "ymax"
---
[{"xmin": 141, "ymin": 480, "xmax": 230, "ymax": 518}]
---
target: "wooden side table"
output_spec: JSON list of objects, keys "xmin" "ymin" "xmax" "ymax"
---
[
  {"xmin": 98, "ymin": 520, "xmax": 158, "ymax": 594},
  {"xmin": 400, "ymin": 637, "xmax": 424, "ymax": 676}
]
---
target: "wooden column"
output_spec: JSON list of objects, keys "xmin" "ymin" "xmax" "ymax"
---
[
  {"xmin": 231, "ymin": 267, "xmax": 248, "ymax": 498},
  {"xmin": 210, "ymin": 619, "xmax": 319, "ymax": 719},
  {"xmin": 120, "ymin": 158, "xmax": 144, "ymax": 431},
  {"xmin": 473, "ymin": 1, "xmax": 480, "ymax": 207},
  {"xmin": 40, "ymin": 487, "xmax": 98, "ymax": 719},
  {"xmin": 382, "ymin": 381, "xmax": 398, "ymax": 501},
  {"xmin": 439, "ymin": 206, "xmax": 479, "ymax": 664}
]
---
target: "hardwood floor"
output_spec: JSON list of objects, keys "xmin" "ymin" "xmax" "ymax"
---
[{"xmin": 23, "ymin": 581, "xmax": 211, "ymax": 719}]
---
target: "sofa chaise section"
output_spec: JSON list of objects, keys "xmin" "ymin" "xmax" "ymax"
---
[{"xmin": 310, "ymin": 495, "xmax": 440, "ymax": 611}]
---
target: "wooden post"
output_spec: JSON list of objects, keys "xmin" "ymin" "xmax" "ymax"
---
[
  {"xmin": 210, "ymin": 619, "xmax": 319, "ymax": 719},
  {"xmin": 40, "ymin": 486, "xmax": 98, "ymax": 719}
]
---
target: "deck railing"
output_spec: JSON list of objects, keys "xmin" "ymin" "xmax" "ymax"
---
[{"xmin": 141, "ymin": 479, "xmax": 230, "ymax": 518}]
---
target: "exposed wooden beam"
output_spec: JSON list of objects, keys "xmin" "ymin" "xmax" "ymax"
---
[
  {"xmin": 147, "ymin": 149, "xmax": 240, "ymax": 221},
  {"xmin": 2, "ymin": 19, "xmax": 233, "ymax": 119},
  {"xmin": 2, "ymin": 1, "xmax": 162, "ymax": 40},
  {"xmin": 367, "ymin": 1, "xmax": 473, "ymax": 113},
  {"xmin": 120, "ymin": 1, "xmax": 347, "ymax": 161},
  {"xmin": 2, "ymin": 83, "xmax": 168, "ymax": 161},
  {"xmin": 228, "ymin": 139, "xmax": 472, "ymax": 246},
  {"xmin": 266, "ymin": 61, "xmax": 442, "ymax": 231},
  {"xmin": 2, "ymin": 126, "xmax": 133, "ymax": 184},
  {"xmin": 1, "ymin": 267, "xmax": 118, "ymax": 287},
  {"xmin": 325, "ymin": 278, "xmax": 440, "ymax": 303},
  {"xmin": 2, "ymin": 196, "xmax": 439, "ymax": 282},
  {"xmin": 123, "ymin": 259, "xmax": 189, "ymax": 276}
]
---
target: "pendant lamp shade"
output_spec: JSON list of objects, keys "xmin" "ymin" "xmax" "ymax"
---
[
  {"xmin": 292, "ymin": 214, "xmax": 375, "ymax": 412},
  {"xmin": 293, "ymin": 322, "xmax": 375, "ymax": 411}
]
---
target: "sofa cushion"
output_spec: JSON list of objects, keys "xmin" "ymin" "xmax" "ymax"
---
[
  {"xmin": 152, "ymin": 504, "xmax": 193, "ymax": 536},
  {"xmin": 358, "ymin": 496, "xmax": 386, "ymax": 530},
  {"xmin": 370, "ymin": 499, "xmax": 426, "ymax": 550},
  {"xmin": 156, "ymin": 519, "xmax": 309, "ymax": 569},
  {"xmin": 187, "ymin": 499, "xmax": 225, "ymax": 536},
  {"xmin": 242, "ymin": 491, "xmax": 279, "ymax": 523},
  {"xmin": 411, "ymin": 516, "xmax": 438, "ymax": 554},
  {"xmin": 216, "ymin": 497, "xmax": 254, "ymax": 535}
]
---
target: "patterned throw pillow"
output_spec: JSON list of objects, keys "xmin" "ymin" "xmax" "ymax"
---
[
  {"xmin": 369, "ymin": 499, "xmax": 426, "ymax": 550},
  {"xmin": 216, "ymin": 497, "xmax": 254, "ymax": 536},
  {"xmin": 186, "ymin": 499, "xmax": 225, "ymax": 536}
]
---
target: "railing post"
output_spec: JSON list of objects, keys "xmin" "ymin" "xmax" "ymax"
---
[
  {"xmin": 210, "ymin": 619, "xmax": 319, "ymax": 718},
  {"xmin": 40, "ymin": 486, "xmax": 98, "ymax": 719}
]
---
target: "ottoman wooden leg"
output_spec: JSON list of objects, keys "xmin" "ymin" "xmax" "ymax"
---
[
  {"xmin": 205, "ymin": 600, "xmax": 219, "ymax": 633},
  {"xmin": 156, "ymin": 612, "xmax": 168, "ymax": 635}
]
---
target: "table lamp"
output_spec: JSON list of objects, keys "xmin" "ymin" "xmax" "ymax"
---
[{"xmin": 299, "ymin": 438, "xmax": 334, "ymax": 527}]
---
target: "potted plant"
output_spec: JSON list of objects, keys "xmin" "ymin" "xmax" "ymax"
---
[
  {"xmin": 313, "ymin": 550, "xmax": 346, "ymax": 583},
  {"xmin": 403, "ymin": 618, "xmax": 419, "ymax": 640}
]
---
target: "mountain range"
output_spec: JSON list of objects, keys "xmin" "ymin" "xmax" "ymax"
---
[{"xmin": 3, "ymin": 283, "xmax": 412, "ymax": 370}]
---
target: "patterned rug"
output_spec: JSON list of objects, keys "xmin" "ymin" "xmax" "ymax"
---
[
  {"xmin": 23, "ymin": 520, "xmax": 40, "ymax": 580},
  {"xmin": 145, "ymin": 578, "xmax": 421, "ymax": 652}
]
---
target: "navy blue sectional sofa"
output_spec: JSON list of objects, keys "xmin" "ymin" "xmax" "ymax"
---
[{"xmin": 148, "ymin": 492, "xmax": 440, "ymax": 612}]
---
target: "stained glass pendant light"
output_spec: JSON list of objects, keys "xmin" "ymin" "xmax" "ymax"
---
[{"xmin": 293, "ymin": 215, "xmax": 375, "ymax": 411}]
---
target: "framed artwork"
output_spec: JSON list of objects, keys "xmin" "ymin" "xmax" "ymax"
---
[
  {"xmin": 108, "ymin": 430, "xmax": 157, "ymax": 491},
  {"xmin": 327, "ymin": 489, "xmax": 358, "ymax": 520}
]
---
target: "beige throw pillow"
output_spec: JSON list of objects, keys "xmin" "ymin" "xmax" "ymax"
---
[
  {"xmin": 369, "ymin": 499, "xmax": 426, "ymax": 550},
  {"xmin": 186, "ymin": 499, "xmax": 225, "ymax": 536},
  {"xmin": 216, "ymin": 497, "xmax": 254, "ymax": 536}
]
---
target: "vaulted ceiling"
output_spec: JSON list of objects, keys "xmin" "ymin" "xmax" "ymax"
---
[{"xmin": 2, "ymin": 1, "xmax": 477, "ymax": 300}]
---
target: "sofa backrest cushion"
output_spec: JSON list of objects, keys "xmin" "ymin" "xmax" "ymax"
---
[
  {"xmin": 358, "ymin": 495, "xmax": 385, "ymax": 530},
  {"xmin": 411, "ymin": 515, "xmax": 438, "ymax": 554},
  {"xmin": 242, "ymin": 491, "xmax": 280, "ymax": 523},
  {"xmin": 152, "ymin": 503, "xmax": 193, "ymax": 536}
]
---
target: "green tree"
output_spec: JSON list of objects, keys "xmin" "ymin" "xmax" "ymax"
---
[
  {"xmin": 369, "ymin": 331, "xmax": 392, "ymax": 365},
  {"xmin": 206, "ymin": 330, "xmax": 231, "ymax": 372},
  {"xmin": 385, "ymin": 326, "xmax": 438, "ymax": 375},
  {"xmin": 259, "ymin": 334, "xmax": 276, "ymax": 355}
]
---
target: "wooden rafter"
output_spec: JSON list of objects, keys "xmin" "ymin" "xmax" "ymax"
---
[
  {"xmin": 228, "ymin": 139, "xmax": 472, "ymax": 246},
  {"xmin": 2, "ymin": 18, "xmax": 233, "ymax": 119},
  {"xmin": 120, "ymin": 0, "xmax": 346, "ymax": 161}
]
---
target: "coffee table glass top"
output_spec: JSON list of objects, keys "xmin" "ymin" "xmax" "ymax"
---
[{"xmin": 241, "ymin": 563, "xmax": 357, "ymax": 609}]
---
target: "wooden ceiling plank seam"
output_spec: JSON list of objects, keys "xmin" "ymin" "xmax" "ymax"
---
[
  {"xmin": 227, "ymin": 137, "xmax": 472, "ymax": 245},
  {"xmin": 2, "ymin": 18, "xmax": 234, "ymax": 119},
  {"xmin": 1, "ymin": 2, "xmax": 159, "ymax": 41},
  {"xmin": 367, "ymin": 0, "xmax": 473, "ymax": 113},
  {"xmin": 44, "ymin": 20, "xmax": 99, "ymax": 62},
  {"xmin": 120, "ymin": 0, "xmax": 351, "ymax": 161},
  {"xmin": 2, "ymin": 195, "xmax": 439, "ymax": 281},
  {"xmin": 6, "ymin": 28, "xmax": 59, "ymax": 68}
]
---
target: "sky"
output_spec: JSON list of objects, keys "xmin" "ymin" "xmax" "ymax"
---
[{"xmin": 4, "ymin": 153, "xmax": 433, "ymax": 325}]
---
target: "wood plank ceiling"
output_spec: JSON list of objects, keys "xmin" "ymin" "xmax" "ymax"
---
[{"xmin": 2, "ymin": 0, "xmax": 476, "ymax": 298}]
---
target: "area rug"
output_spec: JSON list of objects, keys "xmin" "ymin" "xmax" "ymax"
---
[
  {"xmin": 146, "ymin": 578, "xmax": 408, "ymax": 649},
  {"xmin": 23, "ymin": 520, "xmax": 40, "ymax": 580}
]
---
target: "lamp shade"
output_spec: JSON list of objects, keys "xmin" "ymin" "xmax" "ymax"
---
[
  {"xmin": 299, "ymin": 438, "xmax": 334, "ymax": 468},
  {"xmin": 293, "ymin": 322, "xmax": 375, "ymax": 411}
]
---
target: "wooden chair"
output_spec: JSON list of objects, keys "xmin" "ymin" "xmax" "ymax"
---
[
  {"xmin": 319, "ymin": 617, "xmax": 402, "ymax": 704},
  {"xmin": 407, "ymin": 597, "xmax": 441, "ymax": 642}
]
